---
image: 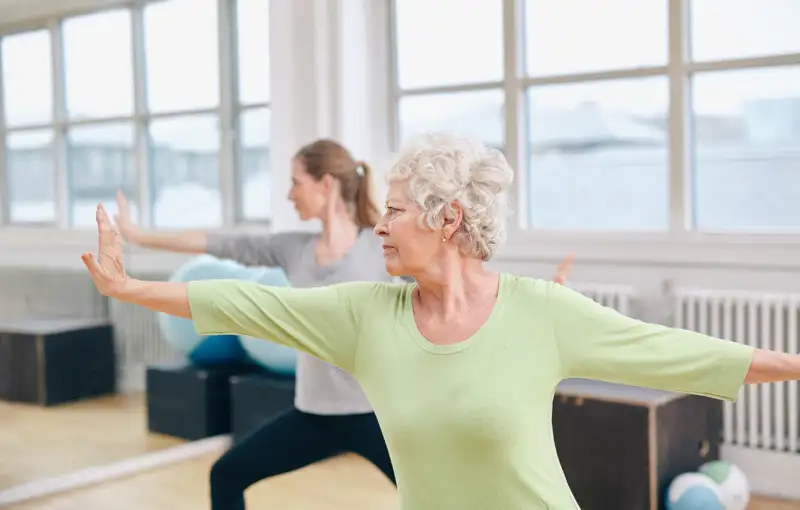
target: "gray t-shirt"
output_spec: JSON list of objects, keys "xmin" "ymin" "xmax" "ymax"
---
[{"xmin": 206, "ymin": 229, "xmax": 392, "ymax": 415}]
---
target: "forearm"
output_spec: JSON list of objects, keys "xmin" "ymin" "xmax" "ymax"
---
[
  {"xmin": 117, "ymin": 279, "xmax": 192, "ymax": 318},
  {"xmin": 130, "ymin": 230, "xmax": 208, "ymax": 254},
  {"xmin": 744, "ymin": 349, "xmax": 800, "ymax": 384}
]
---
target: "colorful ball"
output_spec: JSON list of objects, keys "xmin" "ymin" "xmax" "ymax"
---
[
  {"xmin": 666, "ymin": 472, "xmax": 725, "ymax": 510},
  {"xmin": 699, "ymin": 461, "xmax": 750, "ymax": 510},
  {"xmin": 239, "ymin": 266, "xmax": 298, "ymax": 376},
  {"xmin": 158, "ymin": 255, "xmax": 254, "ymax": 365}
]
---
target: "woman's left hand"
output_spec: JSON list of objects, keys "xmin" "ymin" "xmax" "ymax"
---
[
  {"xmin": 553, "ymin": 252, "xmax": 574, "ymax": 285},
  {"xmin": 82, "ymin": 204, "xmax": 131, "ymax": 298}
]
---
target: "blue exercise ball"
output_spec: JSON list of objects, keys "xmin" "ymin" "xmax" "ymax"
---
[
  {"xmin": 158, "ymin": 255, "xmax": 254, "ymax": 366},
  {"xmin": 666, "ymin": 472, "xmax": 725, "ymax": 510},
  {"xmin": 239, "ymin": 266, "xmax": 298, "ymax": 376}
]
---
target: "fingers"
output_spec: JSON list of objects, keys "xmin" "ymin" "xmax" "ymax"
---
[
  {"xmin": 116, "ymin": 189, "xmax": 129, "ymax": 218},
  {"xmin": 554, "ymin": 252, "xmax": 575, "ymax": 285},
  {"xmin": 81, "ymin": 252, "xmax": 101, "ymax": 276},
  {"xmin": 96, "ymin": 204, "xmax": 124, "ymax": 277}
]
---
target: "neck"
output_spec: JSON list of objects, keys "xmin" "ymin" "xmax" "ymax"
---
[
  {"xmin": 412, "ymin": 250, "xmax": 498, "ymax": 319},
  {"xmin": 319, "ymin": 205, "xmax": 360, "ymax": 248}
]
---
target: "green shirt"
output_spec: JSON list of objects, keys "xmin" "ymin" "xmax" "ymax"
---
[{"xmin": 188, "ymin": 273, "xmax": 754, "ymax": 510}]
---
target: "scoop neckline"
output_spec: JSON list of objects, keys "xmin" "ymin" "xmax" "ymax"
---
[{"xmin": 402, "ymin": 272, "xmax": 509, "ymax": 355}]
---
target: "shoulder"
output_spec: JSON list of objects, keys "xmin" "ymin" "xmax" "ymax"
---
[
  {"xmin": 502, "ymin": 273, "xmax": 552, "ymax": 297},
  {"xmin": 504, "ymin": 274, "xmax": 587, "ymax": 301},
  {"xmin": 337, "ymin": 279, "xmax": 410, "ymax": 300}
]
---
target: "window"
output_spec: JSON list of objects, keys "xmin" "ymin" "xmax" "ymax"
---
[
  {"xmin": 390, "ymin": 0, "xmax": 800, "ymax": 233},
  {"xmin": 393, "ymin": 0, "xmax": 503, "ymax": 90},
  {"xmin": 691, "ymin": 66, "xmax": 800, "ymax": 231},
  {"xmin": 149, "ymin": 114, "xmax": 221, "ymax": 228},
  {"xmin": 7, "ymin": 130, "xmax": 56, "ymax": 223},
  {"xmin": 237, "ymin": 0, "xmax": 270, "ymax": 105},
  {"xmin": 236, "ymin": 0, "xmax": 271, "ymax": 222},
  {"xmin": 63, "ymin": 10, "xmax": 134, "ymax": 119},
  {"xmin": 0, "ymin": 0, "xmax": 272, "ymax": 229},
  {"xmin": 239, "ymin": 108, "xmax": 271, "ymax": 220},
  {"xmin": 144, "ymin": 0, "xmax": 219, "ymax": 113},
  {"xmin": 526, "ymin": 78, "xmax": 669, "ymax": 230},
  {"xmin": 1, "ymin": 30, "xmax": 53, "ymax": 127},
  {"xmin": 690, "ymin": 0, "xmax": 800, "ymax": 62},
  {"xmin": 398, "ymin": 90, "xmax": 505, "ymax": 149},
  {"xmin": 68, "ymin": 123, "xmax": 136, "ymax": 228},
  {"xmin": 524, "ymin": 0, "xmax": 667, "ymax": 76}
]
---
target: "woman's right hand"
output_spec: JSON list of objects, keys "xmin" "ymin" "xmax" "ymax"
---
[
  {"xmin": 115, "ymin": 190, "xmax": 140, "ymax": 243},
  {"xmin": 82, "ymin": 204, "xmax": 132, "ymax": 298},
  {"xmin": 553, "ymin": 252, "xmax": 574, "ymax": 285}
]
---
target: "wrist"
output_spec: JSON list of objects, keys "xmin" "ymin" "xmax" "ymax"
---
[{"xmin": 115, "ymin": 277, "xmax": 142, "ymax": 302}]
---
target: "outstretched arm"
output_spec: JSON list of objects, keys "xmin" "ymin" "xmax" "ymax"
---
[
  {"xmin": 82, "ymin": 204, "xmax": 367, "ymax": 372},
  {"xmin": 548, "ymin": 282, "xmax": 765, "ymax": 401},
  {"xmin": 114, "ymin": 190, "xmax": 209, "ymax": 254}
]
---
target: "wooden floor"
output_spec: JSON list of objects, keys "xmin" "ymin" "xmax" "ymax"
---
[
  {"xmin": 6, "ymin": 450, "xmax": 800, "ymax": 510},
  {"xmin": 0, "ymin": 393, "xmax": 183, "ymax": 489},
  {"xmin": 2, "ymin": 392, "xmax": 799, "ymax": 509},
  {"xmin": 10, "ymin": 451, "xmax": 398, "ymax": 510}
]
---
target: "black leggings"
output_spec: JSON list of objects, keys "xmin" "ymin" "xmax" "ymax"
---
[{"xmin": 209, "ymin": 408, "xmax": 395, "ymax": 510}]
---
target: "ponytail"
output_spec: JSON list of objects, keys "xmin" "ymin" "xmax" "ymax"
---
[{"xmin": 354, "ymin": 161, "xmax": 381, "ymax": 228}]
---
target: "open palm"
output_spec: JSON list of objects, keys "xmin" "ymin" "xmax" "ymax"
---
[{"xmin": 82, "ymin": 204, "xmax": 130, "ymax": 297}]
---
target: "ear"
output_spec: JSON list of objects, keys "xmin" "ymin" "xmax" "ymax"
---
[
  {"xmin": 320, "ymin": 174, "xmax": 336, "ymax": 191},
  {"xmin": 442, "ymin": 201, "xmax": 463, "ymax": 238}
]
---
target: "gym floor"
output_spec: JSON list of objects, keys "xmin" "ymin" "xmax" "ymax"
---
[{"xmin": 1, "ymin": 394, "xmax": 799, "ymax": 509}]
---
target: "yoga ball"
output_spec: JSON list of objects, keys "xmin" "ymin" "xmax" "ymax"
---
[
  {"xmin": 239, "ymin": 266, "xmax": 298, "ymax": 376},
  {"xmin": 158, "ymin": 255, "xmax": 252, "ymax": 365},
  {"xmin": 699, "ymin": 461, "xmax": 750, "ymax": 510},
  {"xmin": 666, "ymin": 472, "xmax": 725, "ymax": 510}
]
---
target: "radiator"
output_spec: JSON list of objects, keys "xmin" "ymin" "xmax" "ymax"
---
[
  {"xmin": 675, "ymin": 288, "xmax": 800, "ymax": 455},
  {"xmin": 110, "ymin": 270, "xmax": 183, "ymax": 391},
  {"xmin": 569, "ymin": 282, "xmax": 634, "ymax": 316},
  {"xmin": 109, "ymin": 299, "xmax": 181, "ymax": 383}
]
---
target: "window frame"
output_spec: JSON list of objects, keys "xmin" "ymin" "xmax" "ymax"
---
[
  {"xmin": 388, "ymin": 0, "xmax": 800, "ymax": 238},
  {"xmin": 0, "ymin": 0, "xmax": 271, "ymax": 229}
]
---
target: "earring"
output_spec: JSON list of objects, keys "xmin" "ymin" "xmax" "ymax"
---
[{"xmin": 441, "ymin": 235, "xmax": 447, "ymax": 243}]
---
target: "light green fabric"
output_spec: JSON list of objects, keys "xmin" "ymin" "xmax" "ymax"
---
[{"xmin": 189, "ymin": 273, "xmax": 754, "ymax": 509}]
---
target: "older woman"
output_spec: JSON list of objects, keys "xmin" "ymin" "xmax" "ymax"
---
[{"xmin": 83, "ymin": 133, "xmax": 800, "ymax": 510}]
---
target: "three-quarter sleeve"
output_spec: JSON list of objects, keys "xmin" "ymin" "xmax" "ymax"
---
[
  {"xmin": 548, "ymin": 282, "xmax": 755, "ymax": 401},
  {"xmin": 187, "ymin": 279, "xmax": 376, "ymax": 373}
]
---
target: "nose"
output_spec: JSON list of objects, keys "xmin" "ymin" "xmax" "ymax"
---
[{"xmin": 374, "ymin": 218, "xmax": 388, "ymax": 237}]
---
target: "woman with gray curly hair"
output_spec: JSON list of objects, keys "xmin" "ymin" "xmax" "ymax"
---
[{"xmin": 82, "ymin": 133, "xmax": 799, "ymax": 510}]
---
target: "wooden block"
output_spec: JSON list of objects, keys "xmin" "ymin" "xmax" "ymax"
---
[
  {"xmin": 553, "ymin": 378, "xmax": 723, "ymax": 510},
  {"xmin": 0, "ymin": 318, "xmax": 116, "ymax": 406},
  {"xmin": 145, "ymin": 362, "xmax": 260, "ymax": 441},
  {"xmin": 229, "ymin": 372, "xmax": 296, "ymax": 443}
]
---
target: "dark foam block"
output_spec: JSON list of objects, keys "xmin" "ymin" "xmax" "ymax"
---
[
  {"xmin": 145, "ymin": 362, "xmax": 261, "ymax": 441},
  {"xmin": 0, "ymin": 318, "xmax": 116, "ymax": 406},
  {"xmin": 553, "ymin": 378, "xmax": 723, "ymax": 510},
  {"xmin": 229, "ymin": 371, "xmax": 296, "ymax": 443}
]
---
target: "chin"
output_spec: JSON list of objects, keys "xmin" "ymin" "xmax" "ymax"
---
[{"xmin": 382, "ymin": 259, "xmax": 405, "ymax": 277}]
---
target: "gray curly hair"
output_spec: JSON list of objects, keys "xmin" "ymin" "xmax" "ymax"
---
[{"xmin": 386, "ymin": 133, "xmax": 514, "ymax": 261}]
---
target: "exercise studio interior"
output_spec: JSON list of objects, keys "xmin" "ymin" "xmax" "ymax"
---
[{"xmin": 1, "ymin": 1, "xmax": 800, "ymax": 509}]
